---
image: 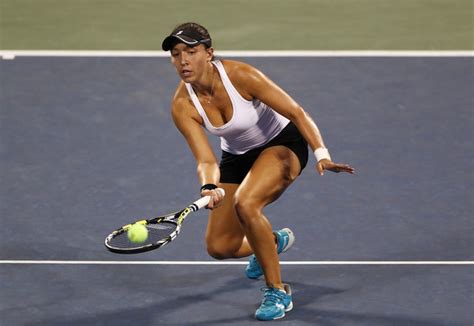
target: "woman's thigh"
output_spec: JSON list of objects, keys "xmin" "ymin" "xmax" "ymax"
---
[{"xmin": 235, "ymin": 145, "xmax": 302, "ymax": 213}]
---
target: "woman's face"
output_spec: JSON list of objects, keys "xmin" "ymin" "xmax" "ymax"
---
[{"xmin": 170, "ymin": 43, "xmax": 213, "ymax": 83}]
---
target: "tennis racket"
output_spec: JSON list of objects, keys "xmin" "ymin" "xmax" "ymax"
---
[{"xmin": 104, "ymin": 189, "xmax": 224, "ymax": 254}]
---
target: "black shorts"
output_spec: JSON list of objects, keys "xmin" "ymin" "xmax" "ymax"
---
[{"xmin": 219, "ymin": 122, "xmax": 308, "ymax": 184}]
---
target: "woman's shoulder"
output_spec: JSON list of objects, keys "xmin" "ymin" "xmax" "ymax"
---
[
  {"xmin": 219, "ymin": 59, "xmax": 261, "ymax": 96},
  {"xmin": 172, "ymin": 81, "xmax": 189, "ymax": 103},
  {"xmin": 171, "ymin": 82, "xmax": 202, "ymax": 123},
  {"xmin": 220, "ymin": 59, "xmax": 256, "ymax": 77},
  {"xmin": 171, "ymin": 82, "xmax": 193, "ymax": 112}
]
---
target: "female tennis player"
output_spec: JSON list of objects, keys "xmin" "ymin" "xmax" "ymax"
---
[{"xmin": 162, "ymin": 22, "xmax": 354, "ymax": 321}]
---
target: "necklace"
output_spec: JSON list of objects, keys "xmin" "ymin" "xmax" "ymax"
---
[{"xmin": 207, "ymin": 66, "xmax": 216, "ymax": 104}]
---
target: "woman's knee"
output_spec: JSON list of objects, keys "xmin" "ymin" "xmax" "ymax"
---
[
  {"xmin": 233, "ymin": 193, "xmax": 261, "ymax": 225},
  {"xmin": 206, "ymin": 236, "xmax": 242, "ymax": 260},
  {"xmin": 206, "ymin": 245, "xmax": 228, "ymax": 260}
]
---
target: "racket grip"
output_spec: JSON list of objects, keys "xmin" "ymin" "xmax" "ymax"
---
[
  {"xmin": 193, "ymin": 188, "xmax": 225, "ymax": 210},
  {"xmin": 194, "ymin": 196, "xmax": 211, "ymax": 210}
]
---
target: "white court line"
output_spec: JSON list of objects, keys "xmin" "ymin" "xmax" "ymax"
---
[
  {"xmin": 0, "ymin": 260, "xmax": 472, "ymax": 265},
  {"xmin": 1, "ymin": 50, "xmax": 473, "ymax": 59}
]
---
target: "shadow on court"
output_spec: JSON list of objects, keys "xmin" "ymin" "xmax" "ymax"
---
[
  {"xmin": 1, "ymin": 264, "xmax": 472, "ymax": 325},
  {"xmin": 22, "ymin": 296, "xmax": 453, "ymax": 326}
]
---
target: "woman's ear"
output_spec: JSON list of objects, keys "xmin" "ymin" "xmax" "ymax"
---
[{"xmin": 207, "ymin": 47, "xmax": 214, "ymax": 62}]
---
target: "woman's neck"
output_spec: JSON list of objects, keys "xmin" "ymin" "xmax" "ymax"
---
[{"xmin": 191, "ymin": 62, "xmax": 216, "ymax": 96}]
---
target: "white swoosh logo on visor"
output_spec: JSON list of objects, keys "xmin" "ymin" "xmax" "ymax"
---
[{"xmin": 175, "ymin": 35, "xmax": 198, "ymax": 44}]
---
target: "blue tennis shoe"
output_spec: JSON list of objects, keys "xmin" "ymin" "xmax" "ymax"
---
[
  {"xmin": 255, "ymin": 283, "xmax": 293, "ymax": 321},
  {"xmin": 245, "ymin": 228, "xmax": 295, "ymax": 279}
]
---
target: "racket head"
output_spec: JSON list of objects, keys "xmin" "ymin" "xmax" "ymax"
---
[
  {"xmin": 105, "ymin": 211, "xmax": 182, "ymax": 254},
  {"xmin": 104, "ymin": 194, "xmax": 218, "ymax": 254}
]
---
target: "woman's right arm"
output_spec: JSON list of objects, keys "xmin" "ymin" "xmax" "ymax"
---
[{"xmin": 171, "ymin": 96, "xmax": 220, "ymax": 189}]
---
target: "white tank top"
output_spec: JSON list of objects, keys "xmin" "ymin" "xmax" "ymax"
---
[{"xmin": 184, "ymin": 60, "xmax": 289, "ymax": 154}]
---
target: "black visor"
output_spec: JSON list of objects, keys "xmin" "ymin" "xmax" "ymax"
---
[{"xmin": 162, "ymin": 27, "xmax": 212, "ymax": 51}]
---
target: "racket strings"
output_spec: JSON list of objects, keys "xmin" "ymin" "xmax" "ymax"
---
[{"xmin": 108, "ymin": 222, "xmax": 177, "ymax": 249}]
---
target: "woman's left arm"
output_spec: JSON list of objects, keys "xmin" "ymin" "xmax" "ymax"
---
[{"xmin": 237, "ymin": 63, "xmax": 354, "ymax": 175}]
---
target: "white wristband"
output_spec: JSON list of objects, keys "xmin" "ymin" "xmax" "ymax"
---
[{"xmin": 314, "ymin": 147, "xmax": 331, "ymax": 162}]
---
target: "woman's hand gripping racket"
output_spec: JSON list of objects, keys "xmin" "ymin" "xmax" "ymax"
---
[{"xmin": 105, "ymin": 189, "xmax": 225, "ymax": 254}]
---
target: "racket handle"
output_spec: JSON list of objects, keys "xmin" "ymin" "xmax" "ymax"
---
[
  {"xmin": 193, "ymin": 188, "xmax": 225, "ymax": 210},
  {"xmin": 194, "ymin": 196, "xmax": 211, "ymax": 210}
]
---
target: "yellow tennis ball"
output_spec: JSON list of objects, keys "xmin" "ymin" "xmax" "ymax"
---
[{"xmin": 127, "ymin": 223, "xmax": 148, "ymax": 243}]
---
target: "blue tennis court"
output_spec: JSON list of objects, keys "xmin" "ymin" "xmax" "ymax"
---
[{"xmin": 1, "ymin": 55, "xmax": 473, "ymax": 325}]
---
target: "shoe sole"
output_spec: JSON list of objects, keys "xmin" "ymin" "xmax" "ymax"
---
[
  {"xmin": 246, "ymin": 271, "xmax": 261, "ymax": 280},
  {"xmin": 255, "ymin": 302, "xmax": 293, "ymax": 321}
]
